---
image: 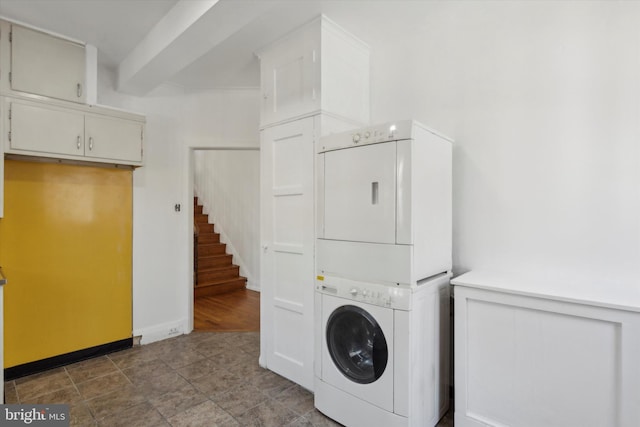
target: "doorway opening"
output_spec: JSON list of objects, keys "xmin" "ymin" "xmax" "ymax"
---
[{"xmin": 189, "ymin": 147, "xmax": 260, "ymax": 332}]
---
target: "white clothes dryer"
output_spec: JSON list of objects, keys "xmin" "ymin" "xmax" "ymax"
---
[
  {"xmin": 314, "ymin": 273, "xmax": 450, "ymax": 427},
  {"xmin": 316, "ymin": 120, "xmax": 452, "ymax": 287}
]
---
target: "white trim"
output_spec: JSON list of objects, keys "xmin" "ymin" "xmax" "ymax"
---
[
  {"xmin": 185, "ymin": 144, "xmax": 261, "ymax": 333},
  {"xmin": 0, "ymin": 15, "xmax": 86, "ymax": 45},
  {"xmin": 135, "ymin": 318, "xmax": 188, "ymax": 345}
]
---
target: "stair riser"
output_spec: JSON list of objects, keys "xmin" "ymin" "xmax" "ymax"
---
[
  {"xmin": 197, "ymin": 223, "xmax": 214, "ymax": 233},
  {"xmin": 198, "ymin": 255, "xmax": 233, "ymax": 269},
  {"xmin": 194, "ymin": 279, "xmax": 246, "ymax": 297},
  {"xmin": 195, "ymin": 213, "xmax": 209, "ymax": 222},
  {"xmin": 198, "ymin": 244, "xmax": 227, "ymax": 256},
  {"xmin": 198, "ymin": 267, "xmax": 240, "ymax": 283},
  {"xmin": 194, "ymin": 206, "xmax": 203, "ymax": 214},
  {"xmin": 197, "ymin": 233, "xmax": 220, "ymax": 244}
]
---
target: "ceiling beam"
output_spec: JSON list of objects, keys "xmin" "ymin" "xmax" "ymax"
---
[{"xmin": 116, "ymin": 0, "xmax": 275, "ymax": 95}]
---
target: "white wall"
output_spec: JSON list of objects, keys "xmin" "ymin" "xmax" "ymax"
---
[
  {"xmin": 98, "ymin": 68, "xmax": 260, "ymax": 343},
  {"xmin": 194, "ymin": 149, "xmax": 260, "ymax": 290},
  {"xmin": 93, "ymin": 0, "xmax": 639, "ymax": 344},
  {"xmin": 363, "ymin": 0, "xmax": 640, "ymax": 288}
]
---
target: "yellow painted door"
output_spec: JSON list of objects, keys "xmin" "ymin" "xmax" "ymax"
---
[{"xmin": 0, "ymin": 160, "xmax": 132, "ymax": 368}]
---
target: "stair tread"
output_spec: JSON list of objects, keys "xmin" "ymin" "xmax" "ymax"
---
[
  {"xmin": 199, "ymin": 264, "xmax": 239, "ymax": 271},
  {"xmin": 195, "ymin": 276, "xmax": 247, "ymax": 287},
  {"xmin": 197, "ymin": 232, "xmax": 220, "ymax": 238},
  {"xmin": 199, "ymin": 254, "xmax": 231, "ymax": 259}
]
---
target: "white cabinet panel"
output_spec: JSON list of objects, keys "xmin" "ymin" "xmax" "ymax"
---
[
  {"xmin": 260, "ymin": 117, "xmax": 315, "ymax": 390},
  {"xmin": 324, "ymin": 142, "xmax": 397, "ymax": 244},
  {"xmin": 85, "ymin": 115, "xmax": 142, "ymax": 163},
  {"xmin": 257, "ymin": 16, "xmax": 369, "ymax": 128},
  {"xmin": 259, "ymin": 30, "xmax": 317, "ymax": 126},
  {"xmin": 454, "ymin": 279, "xmax": 640, "ymax": 427},
  {"xmin": 9, "ymin": 100, "xmax": 84, "ymax": 156},
  {"xmin": 10, "ymin": 24, "xmax": 86, "ymax": 104}
]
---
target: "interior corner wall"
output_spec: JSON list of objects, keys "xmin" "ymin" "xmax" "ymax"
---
[
  {"xmin": 194, "ymin": 150, "xmax": 260, "ymax": 290},
  {"xmin": 366, "ymin": 0, "xmax": 640, "ymax": 288},
  {"xmin": 97, "ymin": 66, "xmax": 260, "ymax": 343}
]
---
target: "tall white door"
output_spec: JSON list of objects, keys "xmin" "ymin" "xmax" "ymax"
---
[{"xmin": 260, "ymin": 116, "xmax": 316, "ymax": 390}]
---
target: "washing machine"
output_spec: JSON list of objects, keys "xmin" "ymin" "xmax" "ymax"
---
[{"xmin": 314, "ymin": 273, "xmax": 451, "ymax": 427}]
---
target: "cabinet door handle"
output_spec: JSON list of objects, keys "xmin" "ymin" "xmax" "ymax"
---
[
  {"xmin": 77, "ymin": 83, "xmax": 83, "ymax": 98},
  {"xmin": 89, "ymin": 137, "xmax": 94, "ymax": 151},
  {"xmin": 77, "ymin": 135, "xmax": 81, "ymax": 150}
]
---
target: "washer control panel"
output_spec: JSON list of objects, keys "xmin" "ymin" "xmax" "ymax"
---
[{"xmin": 316, "ymin": 274, "xmax": 411, "ymax": 310}]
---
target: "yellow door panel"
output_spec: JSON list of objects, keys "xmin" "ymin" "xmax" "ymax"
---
[{"xmin": 0, "ymin": 160, "xmax": 132, "ymax": 367}]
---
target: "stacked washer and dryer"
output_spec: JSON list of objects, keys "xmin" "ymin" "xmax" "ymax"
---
[{"xmin": 314, "ymin": 120, "xmax": 452, "ymax": 427}]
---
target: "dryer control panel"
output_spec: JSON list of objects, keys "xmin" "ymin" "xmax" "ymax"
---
[
  {"xmin": 319, "ymin": 120, "xmax": 412, "ymax": 153},
  {"xmin": 316, "ymin": 274, "xmax": 412, "ymax": 310}
]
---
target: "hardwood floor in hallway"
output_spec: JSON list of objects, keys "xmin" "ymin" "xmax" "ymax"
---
[{"xmin": 194, "ymin": 288, "xmax": 260, "ymax": 332}]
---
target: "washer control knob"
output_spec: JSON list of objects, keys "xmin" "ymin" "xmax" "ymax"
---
[
  {"xmin": 350, "ymin": 288, "xmax": 358, "ymax": 296},
  {"xmin": 364, "ymin": 131, "xmax": 371, "ymax": 139},
  {"xmin": 352, "ymin": 133, "xmax": 361, "ymax": 143}
]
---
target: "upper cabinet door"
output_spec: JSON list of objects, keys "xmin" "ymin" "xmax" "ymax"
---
[
  {"xmin": 259, "ymin": 36, "xmax": 318, "ymax": 127},
  {"xmin": 11, "ymin": 24, "xmax": 86, "ymax": 104},
  {"xmin": 85, "ymin": 115, "xmax": 143, "ymax": 163},
  {"xmin": 9, "ymin": 99, "xmax": 85, "ymax": 156}
]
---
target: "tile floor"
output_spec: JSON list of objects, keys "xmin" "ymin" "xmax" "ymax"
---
[{"xmin": 4, "ymin": 331, "xmax": 452, "ymax": 426}]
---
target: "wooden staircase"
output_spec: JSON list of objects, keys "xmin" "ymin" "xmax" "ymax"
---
[{"xmin": 194, "ymin": 197, "xmax": 247, "ymax": 297}]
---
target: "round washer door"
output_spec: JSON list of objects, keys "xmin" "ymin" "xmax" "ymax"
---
[{"xmin": 326, "ymin": 304, "xmax": 388, "ymax": 384}]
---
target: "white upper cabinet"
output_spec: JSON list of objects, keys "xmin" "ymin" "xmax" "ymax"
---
[
  {"xmin": 3, "ymin": 97, "xmax": 144, "ymax": 167},
  {"xmin": 8, "ymin": 99, "xmax": 84, "ymax": 156},
  {"xmin": 85, "ymin": 114, "xmax": 143, "ymax": 163},
  {"xmin": 257, "ymin": 16, "xmax": 370, "ymax": 128},
  {"xmin": 7, "ymin": 23, "xmax": 86, "ymax": 103}
]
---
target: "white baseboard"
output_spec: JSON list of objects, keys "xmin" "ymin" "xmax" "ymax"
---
[
  {"xmin": 246, "ymin": 280, "xmax": 260, "ymax": 292},
  {"xmin": 134, "ymin": 318, "xmax": 189, "ymax": 345}
]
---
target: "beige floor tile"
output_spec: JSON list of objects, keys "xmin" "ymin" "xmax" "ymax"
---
[
  {"xmin": 301, "ymin": 409, "xmax": 343, "ymax": 427},
  {"xmin": 274, "ymin": 384, "xmax": 315, "ymax": 416},
  {"xmin": 4, "ymin": 381, "xmax": 19, "ymax": 404},
  {"xmin": 76, "ymin": 371, "xmax": 132, "ymax": 400},
  {"xmin": 287, "ymin": 417, "xmax": 314, "ymax": 427},
  {"xmin": 134, "ymin": 371, "xmax": 192, "ymax": 400},
  {"xmin": 193, "ymin": 333, "xmax": 233, "ymax": 352},
  {"xmin": 27, "ymin": 385, "xmax": 81, "ymax": 404},
  {"xmin": 225, "ymin": 360, "xmax": 267, "ymax": 381},
  {"xmin": 174, "ymin": 358, "xmax": 223, "ymax": 382},
  {"xmin": 189, "ymin": 370, "xmax": 241, "ymax": 400},
  {"xmin": 212, "ymin": 383, "xmax": 270, "ymax": 417},
  {"xmin": 235, "ymin": 399, "xmax": 300, "ymax": 427},
  {"xmin": 97, "ymin": 401, "xmax": 169, "ymax": 427},
  {"xmin": 157, "ymin": 348, "xmax": 207, "ymax": 370},
  {"xmin": 69, "ymin": 402, "xmax": 97, "ymax": 427},
  {"xmin": 121, "ymin": 358, "xmax": 173, "ymax": 384},
  {"xmin": 14, "ymin": 368, "xmax": 74, "ymax": 401},
  {"xmin": 108, "ymin": 346, "xmax": 158, "ymax": 370},
  {"xmin": 85, "ymin": 384, "xmax": 147, "ymax": 420},
  {"xmin": 66, "ymin": 356, "xmax": 118, "ymax": 383},
  {"xmin": 167, "ymin": 400, "xmax": 238, "ymax": 427},
  {"xmin": 148, "ymin": 382, "xmax": 208, "ymax": 419},
  {"xmin": 251, "ymin": 370, "xmax": 296, "ymax": 395}
]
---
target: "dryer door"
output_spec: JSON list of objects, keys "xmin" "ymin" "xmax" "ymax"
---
[
  {"xmin": 323, "ymin": 142, "xmax": 396, "ymax": 244},
  {"xmin": 326, "ymin": 305, "xmax": 388, "ymax": 384}
]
